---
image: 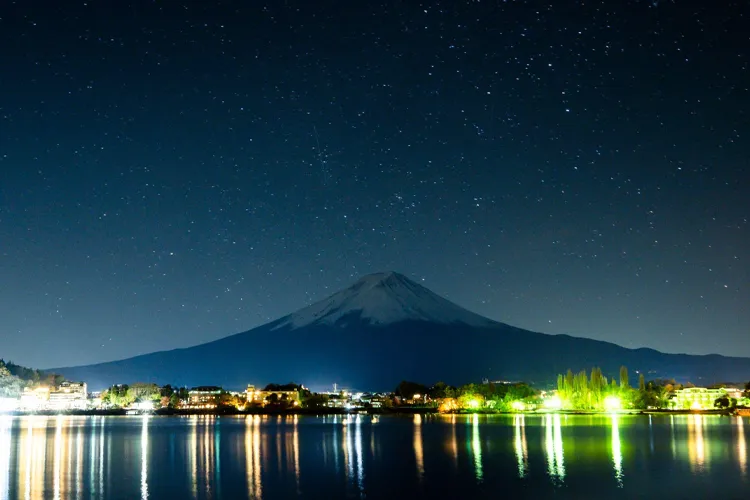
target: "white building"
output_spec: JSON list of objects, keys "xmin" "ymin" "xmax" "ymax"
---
[{"xmin": 48, "ymin": 382, "xmax": 88, "ymax": 411}]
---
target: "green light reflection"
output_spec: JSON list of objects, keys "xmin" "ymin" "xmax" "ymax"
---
[
  {"xmin": 610, "ymin": 415, "xmax": 623, "ymax": 488},
  {"xmin": 471, "ymin": 414, "xmax": 483, "ymax": 482}
]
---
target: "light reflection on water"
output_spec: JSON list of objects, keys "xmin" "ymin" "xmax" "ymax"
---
[
  {"xmin": 413, "ymin": 414, "xmax": 424, "ymax": 480},
  {"xmin": 514, "ymin": 414, "xmax": 528, "ymax": 478},
  {"xmin": 611, "ymin": 414, "xmax": 623, "ymax": 487},
  {"xmin": 737, "ymin": 416, "xmax": 747, "ymax": 476},
  {"xmin": 141, "ymin": 416, "xmax": 149, "ymax": 500},
  {"xmin": 0, "ymin": 414, "xmax": 746, "ymax": 498},
  {"xmin": 543, "ymin": 414, "xmax": 565, "ymax": 484},
  {"xmin": 471, "ymin": 414, "xmax": 483, "ymax": 482},
  {"xmin": 0, "ymin": 416, "xmax": 11, "ymax": 500}
]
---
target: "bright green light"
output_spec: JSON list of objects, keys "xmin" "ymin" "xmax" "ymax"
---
[
  {"xmin": 468, "ymin": 399, "xmax": 480, "ymax": 409},
  {"xmin": 511, "ymin": 401, "xmax": 526, "ymax": 411},
  {"xmin": 604, "ymin": 396, "xmax": 621, "ymax": 411}
]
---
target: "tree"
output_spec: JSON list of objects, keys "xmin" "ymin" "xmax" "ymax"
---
[
  {"xmin": 639, "ymin": 373, "xmax": 646, "ymax": 392},
  {"xmin": 394, "ymin": 381, "xmax": 429, "ymax": 400},
  {"xmin": 429, "ymin": 382, "xmax": 450, "ymax": 399},
  {"xmin": 126, "ymin": 383, "xmax": 161, "ymax": 403},
  {"xmin": 102, "ymin": 385, "xmax": 135, "ymax": 408},
  {"xmin": 619, "ymin": 366, "xmax": 629, "ymax": 389},
  {"xmin": 0, "ymin": 370, "xmax": 26, "ymax": 398},
  {"xmin": 303, "ymin": 393, "xmax": 329, "ymax": 409}
]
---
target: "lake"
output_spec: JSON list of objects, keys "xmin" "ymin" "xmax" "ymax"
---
[{"xmin": 0, "ymin": 413, "xmax": 747, "ymax": 499}]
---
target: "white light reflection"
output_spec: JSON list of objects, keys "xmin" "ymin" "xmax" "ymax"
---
[
  {"xmin": 332, "ymin": 415, "xmax": 340, "ymax": 475},
  {"xmin": 343, "ymin": 417, "xmax": 353, "ymax": 486},
  {"xmin": 189, "ymin": 416, "xmax": 198, "ymax": 499},
  {"xmin": 0, "ymin": 416, "xmax": 12, "ymax": 500},
  {"xmin": 611, "ymin": 414, "xmax": 623, "ymax": 487},
  {"xmin": 141, "ymin": 416, "xmax": 150, "ymax": 500},
  {"xmin": 737, "ymin": 417, "xmax": 746, "ymax": 476},
  {"xmin": 54, "ymin": 416, "xmax": 63, "ymax": 500},
  {"xmin": 355, "ymin": 415, "xmax": 364, "ymax": 495},
  {"xmin": 471, "ymin": 414, "xmax": 483, "ymax": 482},
  {"xmin": 98, "ymin": 417, "xmax": 105, "ymax": 497},
  {"xmin": 293, "ymin": 415, "xmax": 300, "ymax": 494},
  {"xmin": 413, "ymin": 414, "xmax": 424, "ymax": 481},
  {"xmin": 514, "ymin": 414, "xmax": 528, "ymax": 478},
  {"xmin": 544, "ymin": 414, "xmax": 565, "ymax": 484}
]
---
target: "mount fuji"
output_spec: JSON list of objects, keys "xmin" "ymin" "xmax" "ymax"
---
[{"xmin": 54, "ymin": 272, "xmax": 750, "ymax": 391}]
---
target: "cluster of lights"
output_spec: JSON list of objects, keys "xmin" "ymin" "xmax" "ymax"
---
[
  {"xmin": 543, "ymin": 396, "xmax": 563, "ymax": 410},
  {"xmin": 511, "ymin": 401, "xmax": 526, "ymax": 412}
]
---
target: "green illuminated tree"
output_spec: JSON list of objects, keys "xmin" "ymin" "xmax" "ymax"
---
[{"xmin": 619, "ymin": 366, "xmax": 629, "ymax": 389}]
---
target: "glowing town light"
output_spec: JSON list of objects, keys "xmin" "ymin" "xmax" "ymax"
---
[
  {"xmin": 131, "ymin": 401, "xmax": 155, "ymax": 412},
  {"xmin": 0, "ymin": 398, "xmax": 18, "ymax": 413},
  {"xmin": 604, "ymin": 396, "xmax": 622, "ymax": 412},
  {"xmin": 511, "ymin": 401, "xmax": 526, "ymax": 412},
  {"xmin": 543, "ymin": 396, "xmax": 563, "ymax": 410},
  {"xmin": 468, "ymin": 399, "xmax": 480, "ymax": 409}
]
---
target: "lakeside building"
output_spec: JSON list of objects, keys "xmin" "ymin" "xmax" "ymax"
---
[
  {"xmin": 186, "ymin": 386, "xmax": 223, "ymax": 409},
  {"xmin": 669, "ymin": 387, "xmax": 727, "ymax": 410},
  {"xmin": 246, "ymin": 385, "xmax": 301, "ymax": 406},
  {"xmin": 20, "ymin": 387, "xmax": 50, "ymax": 411},
  {"xmin": 48, "ymin": 382, "xmax": 88, "ymax": 411}
]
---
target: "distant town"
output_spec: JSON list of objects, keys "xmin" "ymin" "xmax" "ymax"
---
[{"xmin": 2, "ymin": 360, "xmax": 750, "ymax": 416}]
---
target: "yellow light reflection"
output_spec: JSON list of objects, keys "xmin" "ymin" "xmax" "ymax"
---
[
  {"xmin": 514, "ymin": 414, "xmax": 528, "ymax": 478},
  {"xmin": 450, "ymin": 415, "xmax": 458, "ymax": 467},
  {"xmin": 737, "ymin": 417, "xmax": 746, "ymax": 476},
  {"xmin": 20, "ymin": 417, "xmax": 47, "ymax": 500},
  {"xmin": 76, "ymin": 423, "xmax": 83, "ymax": 500},
  {"xmin": 611, "ymin": 415, "xmax": 623, "ymax": 487},
  {"xmin": 471, "ymin": 414, "xmax": 483, "ymax": 482},
  {"xmin": 687, "ymin": 414, "xmax": 708, "ymax": 472},
  {"xmin": 413, "ymin": 414, "xmax": 424, "ymax": 480},
  {"xmin": 0, "ymin": 416, "xmax": 12, "ymax": 500},
  {"xmin": 245, "ymin": 415, "xmax": 263, "ymax": 499},
  {"xmin": 141, "ymin": 416, "xmax": 150, "ymax": 500},
  {"xmin": 544, "ymin": 414, "xmax": 565, "ymax": 484}
]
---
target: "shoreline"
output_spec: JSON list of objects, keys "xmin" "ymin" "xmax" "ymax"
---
[{"xmin": 2, "ymin": 407, "xmax": 743, "ymax": 417}]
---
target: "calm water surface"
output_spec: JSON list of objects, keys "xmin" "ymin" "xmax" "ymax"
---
[{"xmin": 0, "ymin": 413, "xmax": 748, "ymax": 499}]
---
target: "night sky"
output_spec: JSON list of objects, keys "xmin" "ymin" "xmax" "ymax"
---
[{"xmin": 1, "ymin": 1, "xmax": 748, "ymax": 369}]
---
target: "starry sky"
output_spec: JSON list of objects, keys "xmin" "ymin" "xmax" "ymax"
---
[{"xmin": 1, "ymin": 1, "xmax": 748, "ymax": 369}]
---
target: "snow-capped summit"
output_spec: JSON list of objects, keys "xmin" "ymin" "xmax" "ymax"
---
[{"xmin": 274, "ymin": 271, "xmax": 499, "ymax": 330}]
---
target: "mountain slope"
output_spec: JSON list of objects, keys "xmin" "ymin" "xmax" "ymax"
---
[{"xmin": 52, "ymin": 272, "xmax": 750, "ymax": 391}]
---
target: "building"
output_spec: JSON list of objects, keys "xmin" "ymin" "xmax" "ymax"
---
[
  {"xmin": 20, "ymin": 387, "xmax": 50, "ymax": 411},
  {"xmin": 246, "ymin": 385, "xmax": 301, "ymax": 406},
  {"xmin": 669, "ymin": 387, "xmax": 727, "ymax": 410},
  {"xmin": 48, "ymin": 381, "xmax": 88, "ymax": 411},
  {"xmin": 186, "ymin": 386, "xmax": 223, "ymax": 409}
]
